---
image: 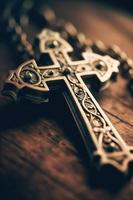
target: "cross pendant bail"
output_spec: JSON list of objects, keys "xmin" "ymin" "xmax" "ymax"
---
[{"xmin": 3, "ymin": 29, "xmax": 133, "ymax": 176}]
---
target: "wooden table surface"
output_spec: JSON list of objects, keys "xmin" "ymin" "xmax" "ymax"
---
[{"xmin": 0, "ymin": 1, "xmax": 133, "ymax": 200}]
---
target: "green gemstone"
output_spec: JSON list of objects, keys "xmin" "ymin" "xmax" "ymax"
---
[{"xmin": 20, "ymin": 69, "xmax": 38, "ymax": 84}]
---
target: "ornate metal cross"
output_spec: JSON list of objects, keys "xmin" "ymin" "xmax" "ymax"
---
[{"xmin": 3, "ymin": 29, "xmax": 133, "ymax": 175}]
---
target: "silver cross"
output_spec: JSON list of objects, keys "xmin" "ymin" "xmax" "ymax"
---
[{"xmin": 3, "ymin": 29, "xmax": 133, "ymax": 175}]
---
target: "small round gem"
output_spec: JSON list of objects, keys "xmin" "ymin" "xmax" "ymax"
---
[
  {"xmin": 20, "ymin": 69, "xmax": 39, "ymax": 84},
  {"xmin": 95, "ymin": 60, "xmax": 107, "ymax": 71},
  {"xmin": 62, "ymin": 66, "xmax": 72, "ymax": 75},
  {"xmin": 82, "ymin": 66, "xmax": 86, "ymax": 70},
  {"xmin": 45, "ymin": 40, "xmax": 61, "ymax": 49},
  {"xmin": 47, "ymin": 70, "xmax": 54, "ymax": 76}
]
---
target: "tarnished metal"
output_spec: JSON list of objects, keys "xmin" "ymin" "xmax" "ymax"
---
[{"xmin": 3, "ymin": 29, "xmax": 133, "ymax": 175}]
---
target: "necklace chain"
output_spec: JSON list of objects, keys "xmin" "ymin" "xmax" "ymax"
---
[{"xmin": 2, "ymin": 0, "xmax": 133, "ymax": 95}]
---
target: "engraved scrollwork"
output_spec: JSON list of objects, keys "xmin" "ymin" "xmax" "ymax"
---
[
  {"xmin": 67, "ymin": 74, "xmax": 123, "ymax": 157},
  {"xmin": 5, "ymin": 29, "xmax": 133, "ymax": 173}
]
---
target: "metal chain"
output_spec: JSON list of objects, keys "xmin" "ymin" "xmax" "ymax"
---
[{"xmin": 1, "ymin": 1, "xmax": 133, "ymax": 95}]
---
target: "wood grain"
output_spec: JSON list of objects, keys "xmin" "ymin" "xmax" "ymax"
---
[{"xmin": 0, "ymin": 1, "xmax": 133, "ymax": 200}]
